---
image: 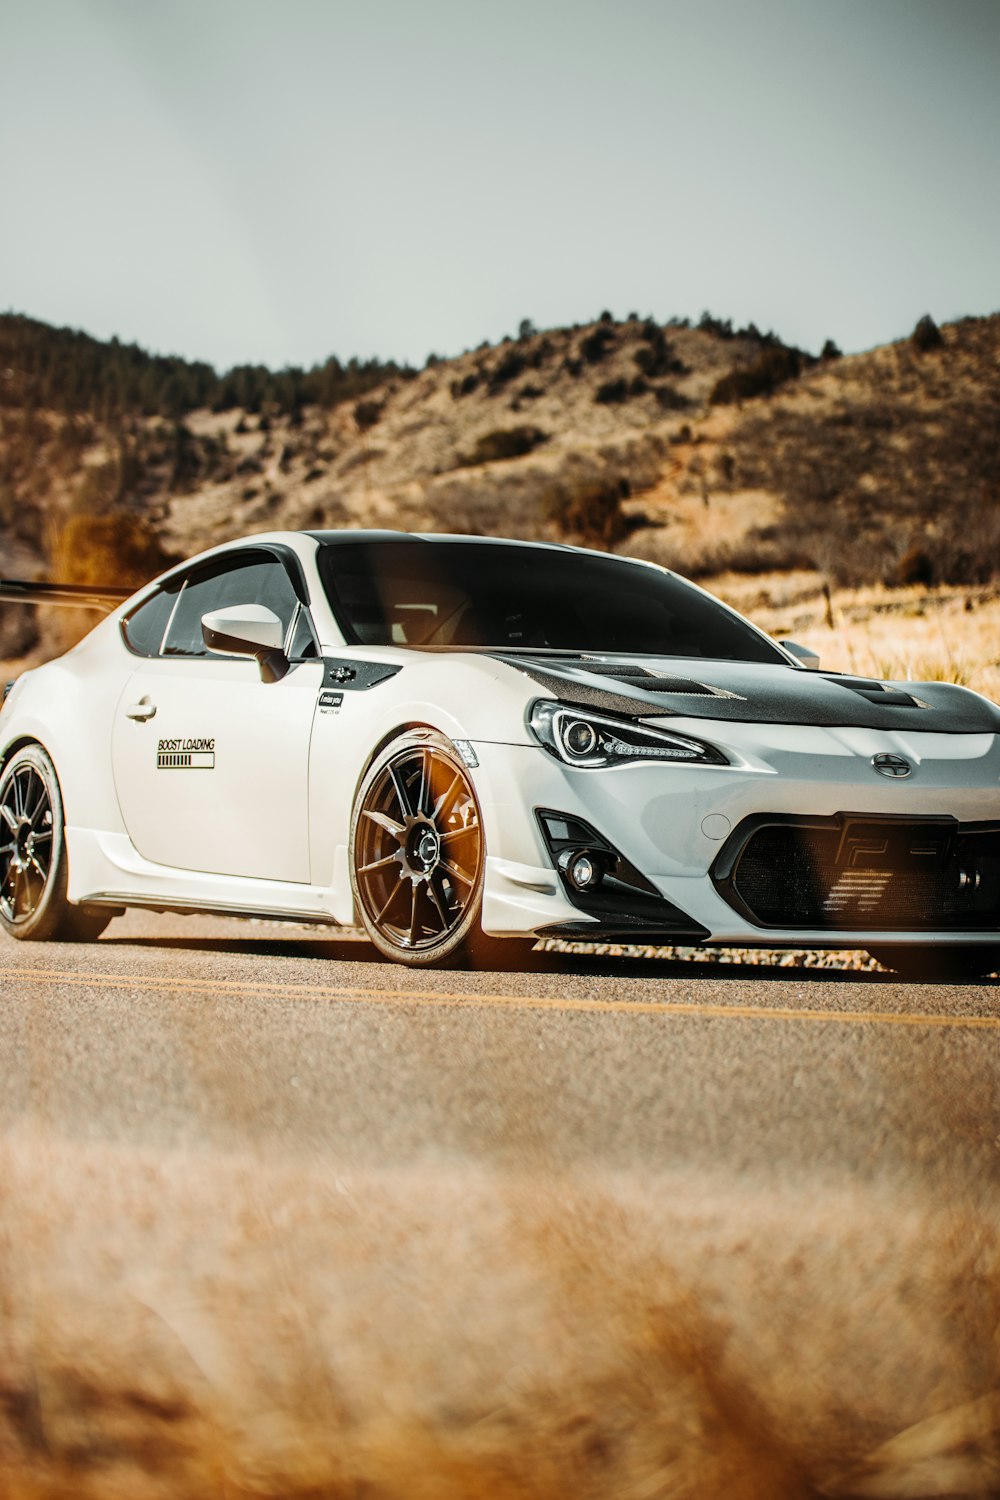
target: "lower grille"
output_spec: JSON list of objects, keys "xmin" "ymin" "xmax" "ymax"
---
[{"xmin": 713, "ymin": 815, "xmax": 1000, "ymax": 931}]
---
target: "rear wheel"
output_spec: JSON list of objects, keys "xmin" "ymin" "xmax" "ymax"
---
[
  {"xmin": 0, "ymin": 745, "xmax": 112, "ymax": 943},
  {"xmin": 867, "ymin": 945, "xmax": 1000, "ymax": 981},
  {"xmin": 350, "ymin": 731, "xmax": 530, "ymax": 968}
]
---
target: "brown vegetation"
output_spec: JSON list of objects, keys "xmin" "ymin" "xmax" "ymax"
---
[
  {"xmin": 455, "ymin": 426, "xmax": 549, "ymax": 468},
  {"xmin": 692, "ymin": 316, "xmax": 1000, "ymax": 587},
  {"xmin": 2, "ymin": 311, "xmax": 999, "ymax": 665}
]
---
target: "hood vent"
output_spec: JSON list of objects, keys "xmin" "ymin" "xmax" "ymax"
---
[
  {"xmin": 578, "ymin": 661, "xmax": 726, "ymax": 696},
  {"xmin": 491, "ymin": 651, "xmax": 999, "ymax": 730},
  {"xmin": 824, "ymin": 676, "xmax": 928, "ymax": 710}
]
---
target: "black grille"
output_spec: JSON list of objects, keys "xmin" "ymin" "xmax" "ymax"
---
[{"xmin": 713, "ymin": 815, "xmax": 1000, "ymax": 931}]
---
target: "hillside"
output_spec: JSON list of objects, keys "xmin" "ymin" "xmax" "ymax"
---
[
  {"xmin": 1, "ymin": 308, "xmax": 998, "ymax": 661},
  {"xmin": 636, "ymin": 312, "xmax": 1000, "ymax": 587}
]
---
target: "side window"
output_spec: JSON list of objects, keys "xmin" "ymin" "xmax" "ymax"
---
[
  {"xmin": 121, "ymin": 584, "xmax": 179, "ymax": 657},
  {"xmin": 162, "ymin": 554, "xmax": 303, "ymax": 659}
]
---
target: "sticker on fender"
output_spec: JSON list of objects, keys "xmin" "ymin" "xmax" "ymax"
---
[
  {"xmin": 318, "ymin": 690, "xmax": 344, "ymax": 713},
  {"xmin": 157, "ymin": 737, "xmax": 216, "ymax": 769}
]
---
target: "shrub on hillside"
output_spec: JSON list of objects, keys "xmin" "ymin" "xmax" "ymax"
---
[
  {"xmin": 488, "ymin": 349, "xmax": 527, "ymax": 392},
  {"xmin": 595, "ymin": 378, "xmax": 629, "ymax": 404},
  {"xmin": 912, "ymin": 314, "xmax": 943, "ymax": 352},
  {"xmin": 654, "ymin": 385, "xmax": 691, "ymax": 412},
  {"xmin": 544, "ymin": 479, "xmax": 629, "ymax": 547},
  {"xmin": 580, "ymin": 327, "xmax": 616, "ymax": 365},
  {"xmin": 170, "ymin": 421, "xmax": 228, "ymax": 493},
  {"xmin": 457, "ymin": 427, "xmax": 548, "ymax": 467},
  {"xmin": 635, "ymin": 326, "xmax": 683, "ymax": 379},
  {"xmin": 709, "ymin": 347, "xmax": 801, "ymax": 405},
  {"xmin": 354, "ymin": 399, "xmax": 383, "ymax": 431},
  {"xmin": 450, "ymin": 372, "xmax": 480, "ymax": 399},
  {"xmin": 698, "ymin": 311, "xmax": 735, "ymax": 339}
]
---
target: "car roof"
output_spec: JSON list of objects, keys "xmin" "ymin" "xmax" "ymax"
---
[{"xmin": 305, "ymin": 529, "xmax": 581, "ymax": 555}]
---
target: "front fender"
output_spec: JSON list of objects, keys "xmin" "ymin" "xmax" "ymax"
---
[{"xmin": 306, "ymin": 654, "xmax": 538, "ymax": 891}]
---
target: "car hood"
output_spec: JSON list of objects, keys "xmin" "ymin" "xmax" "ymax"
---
[{"xmin": 488, "ymin": 652, "xmax": 1000, "ymax": 734}]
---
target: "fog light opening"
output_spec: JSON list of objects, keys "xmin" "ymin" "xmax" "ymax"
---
[{"xmin": 558, "ymin": 849, "xmax": 604, "ymax": 891}]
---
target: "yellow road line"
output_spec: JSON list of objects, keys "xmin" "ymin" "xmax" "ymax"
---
[{"xmin": 1, "ymin": 964, "xmax": 999, "ymax": 1029}]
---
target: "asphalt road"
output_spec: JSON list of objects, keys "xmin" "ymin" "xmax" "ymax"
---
[{"xmin": 2, "ymin": 913, "xmax": 1000, "ymax": 1499}]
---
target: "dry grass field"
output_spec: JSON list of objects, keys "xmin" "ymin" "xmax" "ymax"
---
[{"xmin": 713, "ymin": 573, "xmax": 1000, "ymax": 704}]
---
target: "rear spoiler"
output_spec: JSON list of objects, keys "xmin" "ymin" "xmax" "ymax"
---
[{"xmin": 0, "ymin": 579, "xmax": 133, "ymax": 615}]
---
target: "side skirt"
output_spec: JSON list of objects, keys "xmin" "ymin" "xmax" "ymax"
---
[
  {"xmin": 65, "ymin": 827, "xmax": 356, "ymax": 924},
  {"xmin": 83, "ymin": 893, "xmax": 345, "ymax": 926}
]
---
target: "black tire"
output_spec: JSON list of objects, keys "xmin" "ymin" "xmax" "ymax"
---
[
  {"xmin": 0, "ymin": 744, "xmax": 112, "ymax": 943},
  {"xmin": 350, "ymin": 730, "xmax": 530, "ymax": 969},
  {"xmin": 867, "ymin": 945, "xmax": 1000, "ymax": 981}
]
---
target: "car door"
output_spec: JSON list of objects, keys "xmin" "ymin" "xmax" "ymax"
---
[{"xmin": 111, "ymin": 549, "xmax": 321, "ymax": 883}]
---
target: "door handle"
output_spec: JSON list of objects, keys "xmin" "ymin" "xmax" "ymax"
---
[{"xmin": 125, "ymin": 697, "xmax": 157, "ymax": 721}]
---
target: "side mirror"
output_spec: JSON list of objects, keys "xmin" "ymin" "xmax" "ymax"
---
[
  {"xmin": 201, "ymin": 605, "xmax": 290, "ymax": 683},
  {"xmin": 779, "ymin": 639, "xmax": 821, "ymax": 670}
]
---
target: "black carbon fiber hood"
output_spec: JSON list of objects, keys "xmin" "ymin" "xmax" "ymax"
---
[{"xmin": 491, "ymin": 653, "xmax": 1000, "ymax": 734}]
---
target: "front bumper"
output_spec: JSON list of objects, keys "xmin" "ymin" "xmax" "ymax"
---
[{"xmin": 472, "ymin": 721, "xmax": 1000, "ymax": 945}]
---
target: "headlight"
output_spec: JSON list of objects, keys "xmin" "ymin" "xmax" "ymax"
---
[{"xmin": 528, "ymin": 700, "xmax": 728, "ymax": 768}]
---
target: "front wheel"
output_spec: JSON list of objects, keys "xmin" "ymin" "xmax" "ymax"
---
[
  {"xmin": 867, "ymin": 945, "xmax": 1000, "ymax": 981},
  {"xmin": 0, "ymin": 744, "xmax": 112, "ymax": 943},
  {"xmin": 350, "ymin": 730, "xmax": 528, "ymax": 968}
]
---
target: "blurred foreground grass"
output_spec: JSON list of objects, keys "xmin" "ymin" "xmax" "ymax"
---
[{"xmin": 2, "ymin": 1132, "xmax": 999, "ymax": 1500}]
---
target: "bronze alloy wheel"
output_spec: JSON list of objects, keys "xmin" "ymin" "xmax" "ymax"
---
[
  {"xmin": 0, "ymin": 755, "xmax": 56, "ymax": 927},
  {"xmin": 351, "ymin": 732, "xmax": 486, "ymax": 965}
]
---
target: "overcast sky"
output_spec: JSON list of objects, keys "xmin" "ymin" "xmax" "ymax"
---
[{"xmin": 2, "ymin": 0, "xmax": 997, "ymax": 371}]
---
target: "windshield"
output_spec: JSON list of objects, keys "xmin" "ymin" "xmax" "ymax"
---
[{"xmin": 317, "ymin": 538, "xmax": 785, "ymax": 663}]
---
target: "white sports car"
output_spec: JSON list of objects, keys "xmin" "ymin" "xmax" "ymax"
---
[{"xmin": 2, "ymin": 530, "xmax": 1000, "ymax": 976}]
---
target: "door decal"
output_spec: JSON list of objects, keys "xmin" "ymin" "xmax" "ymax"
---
[{"xmin": 157, "ymin": 737, "xmax": 216, "ymax": 769}]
